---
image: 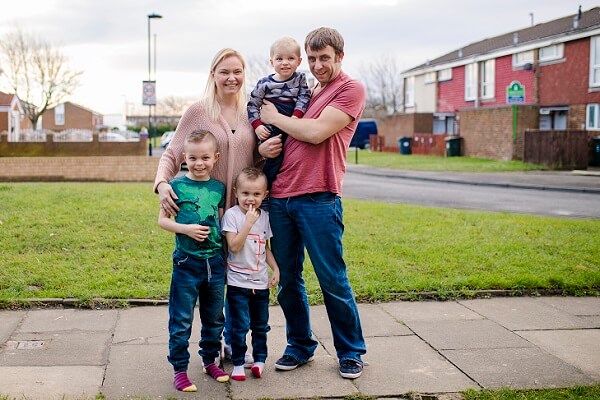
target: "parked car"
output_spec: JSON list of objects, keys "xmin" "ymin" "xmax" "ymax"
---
[
  {"xmin": 350, "ymin": 119, "xmax": 378, "ymax": 149},
  {"xmin": 161, "ymin": 131, "xmax": 175, "ymax": 148}
]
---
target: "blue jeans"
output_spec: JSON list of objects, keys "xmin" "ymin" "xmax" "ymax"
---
[
  {"xmin": 269, "ymin": 192, "xmax": 366, "ymax": 363},
  {"xmin": 226, "ymin": 285, "xmax": 270, "ymax": 366},
  {"xmin": 167, "ymin": 250, "xmax": 225, "ymax": 371}
]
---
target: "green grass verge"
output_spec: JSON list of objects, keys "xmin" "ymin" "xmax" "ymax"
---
[
  {"xmin": 463, "ymin": 384, "xmax": 600, "ymax": 400},
  {"xmin": 347, "ymin": 149, "xmax": 545, "ymax": 172},
  {"xmin": 0, "ymin": 182, "xmax": 598, "ymax": 306}
]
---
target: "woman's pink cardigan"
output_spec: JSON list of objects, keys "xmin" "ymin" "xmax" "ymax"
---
[{"xmin": 154, "ymin": 102, "xmax": 260, "ymax": 210}]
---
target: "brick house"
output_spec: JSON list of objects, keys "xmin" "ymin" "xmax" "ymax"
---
[
  {"xmin": 395, "ymin": 6, "xmax": 600, "ymax": 162},
  {"xmin": 42, "ymin": 102, "xmax": 103, "ymax": 131},
  {"xmin": 0, "ymin": 91, "xmax": 31, "ymax": 141}
]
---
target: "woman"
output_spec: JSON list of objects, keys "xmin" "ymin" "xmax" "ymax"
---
[
  {"xmin": 154, "ymin": 48, "xmax": 263, "ymax": 377},
  {"xmin": 155, "ymin": 48, "xmax": 260, "ymax": 213}
]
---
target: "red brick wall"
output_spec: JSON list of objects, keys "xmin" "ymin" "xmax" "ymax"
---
[
  {"xmin": 493, "ymin": 55, "xmax": 536, "ymax": 106},
  {"xmin": 438, "ymin": 65, "xmax": 468, "ymax": 112},
  {"xmin": 460, "ymin": 105, "xmax": 539, "ymax": 160},
  {"xmin": 538, "ymin": 38, "xmax": 600, "ymax": 105},
  {"xmin": 0, "ymin": 156, "xmax": 160, "ymax": 182},
  {"xmin": 42, "ymin": 103, "xmax": 99, "ymax": 131},
  {"xmin": 375, "ymin": 113, "xmax": 433, "ymax": 150}
]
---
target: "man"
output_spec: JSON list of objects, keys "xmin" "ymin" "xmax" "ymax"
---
[{"xmin": 258, "ymin": 27, "xmax": 366, "ymax": 379}]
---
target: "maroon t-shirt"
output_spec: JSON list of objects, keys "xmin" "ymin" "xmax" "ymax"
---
[{"xmin": 270, "ymin": 71, "xmax": 365, "ymax": 198}]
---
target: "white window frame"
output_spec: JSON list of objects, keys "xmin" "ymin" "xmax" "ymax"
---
[
  {"xmin": 465, "ymin": 63, "xmax": 477, "ymax": 101},
  {"xmin": 424, "ymin": 71, "xmax": 436, "ymax": 84},
  {"xmin": 405, "ymin": 76, "xmax": 415, "ymax": 108},
  {"xmin": 590, "ymin": 36, "xmax": 600, "ymax": 88},
  {"xmin": 438, "ymin": 68, "xmax": 452, "ymax": 82},
  {"xmin": 513, "ymin": 50, "xmax": 534, "ymax": 67},
  {"xmin": 539, "ymin": 44, "xmax": 564, "ymax": 62},
  {"xmin": 586, "ymin": 104, "xmax": 600, "ymax": 130},
  {"xmin": 480, "ymin": 59, "xmax": 495, "ymax": 100}
]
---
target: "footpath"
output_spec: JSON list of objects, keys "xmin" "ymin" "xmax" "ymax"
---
[
  {"xmin": 1, "ymin": 168, "xmax": 599, "ymax": 400},
  {"xmin": 0, "ymin": 297, "xmax": 599, "ymax": 400}
]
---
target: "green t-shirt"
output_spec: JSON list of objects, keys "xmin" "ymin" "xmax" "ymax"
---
[{"xmin": 170, "ymin": 176, "xmax": 225, "ymax": 259}]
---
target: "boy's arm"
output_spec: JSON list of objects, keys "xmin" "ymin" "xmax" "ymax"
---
[
  {"xmin": 266, "ymin": 246, "xmax": 280, "ymax": 288},
  {"xmin": 158, "ymin": 209, "xmax": 209, "ymax": 241},
  {"xmin": 223, "ymin": 206, "xmax": 260, "ymax": 252},
  {"xmin": 292, "ymin": 72, "xmax": 311, "ymax": 118}
]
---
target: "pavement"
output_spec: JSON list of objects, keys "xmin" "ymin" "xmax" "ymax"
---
[
  {"xmin": 346, "ymin": 164, "xmax": 600, "ymax": 194},
  {"xmin": 1, "ymin": 168, "xmax": 599, "ymax": 400},
  {"xmin": 0, "ymin": 297, "xmax": 599, "ymax": 400}
]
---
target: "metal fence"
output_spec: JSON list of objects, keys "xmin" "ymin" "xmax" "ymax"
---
[{"xmin": 16, "ymin": 129, "xmax": 140, "ymax": 143}]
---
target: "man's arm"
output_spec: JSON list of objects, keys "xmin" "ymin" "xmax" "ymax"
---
[{"xmin": 260, "ymin": 102, "xmax": 352, "ymax": 144}]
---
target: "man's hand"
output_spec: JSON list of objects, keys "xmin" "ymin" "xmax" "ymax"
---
[
  {"xmin": 258, "ymin": 135, "xmax": 283, "ymax": 159},
  {"xmin": 255, "ymin": 125, "xmax": 271, "ymax": 141}
]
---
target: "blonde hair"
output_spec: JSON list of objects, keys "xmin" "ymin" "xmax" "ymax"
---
[
  {"xmin": 202, "ymin": 48, "xmax": 247, "ymax": 121},
  {"xmin": 185, "ymin": 130, "xmax": 218, "ymax": 152},
  {"xmin": 234, "ymin": 167, "xmax": 267, "ymax": 189},
  {"xmin": 270, "ymin": 37, "xmax": 301, "ymax": 57}
]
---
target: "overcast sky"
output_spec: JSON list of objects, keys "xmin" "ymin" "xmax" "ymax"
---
[{"xmin": 0, "ymin": 0, "xmax": 596, "ymax": 117}]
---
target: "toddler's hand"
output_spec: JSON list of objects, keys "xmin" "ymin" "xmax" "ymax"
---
[
  {"xmin": 255, "ymin": 125, "xmax": 271, "ymax": 141},
  {"xmin": 183, "ymin": 224, "xmax": 210, "ymax": 241},
  {"xmin": 245, "ymin": 205, "xmax": 260, "ymax": 225},
  {"xmin": 269, "ymin": 269, "xmax": 280, "ymax": 288}
]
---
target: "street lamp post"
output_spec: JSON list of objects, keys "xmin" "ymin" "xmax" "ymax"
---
[{"xmin": 147, "ymin": 12, "xmax": 162, "ymax": 156}]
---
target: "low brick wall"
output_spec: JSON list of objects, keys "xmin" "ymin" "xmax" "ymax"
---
[{"xmin": 0, "ymin": 156, "xmax": 161, "ymax": 182}]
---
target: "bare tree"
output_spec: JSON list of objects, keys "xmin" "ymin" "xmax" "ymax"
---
[
  {"xmin": 358, "ymin": 54, "xmax": 403, "ymax": 117},
  {"xmin": 0, "ymin": 29, "xmax": 82, "ymax": 127},
  {"xmin": 156, "ymin": 95, "xmax": 195, "ymax": 116},
  {"xmin": 244, "ymin": 54, "xmax": 272, "ymax": 90}
]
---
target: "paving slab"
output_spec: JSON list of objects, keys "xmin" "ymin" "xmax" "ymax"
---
[
  {"xmin": 538, "ymin": 296, "xmax": 600, "ymax": 316},
  {"xmin": 406, "ymin": 319, "xmax": 533, "ymax": 350},
  {"xmin": 0, "ymin": 310, "xmax": 24, "ymax": 343},
  {"xmin": 0, "ymin": 366, "xmax": 104, "ymax": 400},
  {"xmin": 113, "ymin": 306, "xmax": 169, "ymax": 344},
  {"xmin": 0, "ymin": 331, "xmax": 112, "ymax": 366},
  {"xmin": 459, "ymin": 297, "xmax": 597, "ymax": 330},
  {"xmin": 320, "ymin": 335, "xmax": 477, "ymax": 396},
  {"xmin": 310, "ymin": 303, "xmax": 412, "ymax": 339},
  {"xmin": 103, "ymin": 343, "xmax": 227, "ymax": 400},
  {"xmin": 17, "ymin": 308, "xmax": 118, "ymax": 332},
  {"xmin": 380, "ymin": 300, "xmax": 483, "ymax": 322},
  {"xmin": 441, "ymin": 347, "xmax": 596, "ymax": 389},
  {"xmin": 518, "ymin": 329, "xmax": 600, "ymax": 379}
]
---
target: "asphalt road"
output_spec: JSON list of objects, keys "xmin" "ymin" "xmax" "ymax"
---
[{"xmin": 342, "ymin": 170, "xmax": 600, "ymax": 219}]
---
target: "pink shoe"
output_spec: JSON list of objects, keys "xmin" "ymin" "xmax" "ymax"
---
[{"xmin": 251, "ymin": 364, "xmax": 263, "ymax": 378}]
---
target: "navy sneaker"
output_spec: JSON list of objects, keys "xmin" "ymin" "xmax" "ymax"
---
[
  {"xmin": 274, "ymin": 354, "xmax": 314, "ymax": 371},
  {"xmin": 339, "ymin": 359, "xmax": 363, "ymax": 379}
]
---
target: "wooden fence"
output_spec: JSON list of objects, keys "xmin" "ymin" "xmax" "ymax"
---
[{"xmin": 523, "ymin": 130, "xmax": 589, "ymax": 170}]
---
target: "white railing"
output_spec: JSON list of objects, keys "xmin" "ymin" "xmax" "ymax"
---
[{"xmin": 53, "ymin": 129, "xmax": 93, "ymax": 142}]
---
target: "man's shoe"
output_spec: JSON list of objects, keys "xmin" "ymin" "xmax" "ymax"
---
[
  {"xmin": 274, "ymin": 354, "xmax": 314, "ymax": 371},
  {"xmin": 339, "ymin": 359, "xmax": 363, "ymax": 379}
]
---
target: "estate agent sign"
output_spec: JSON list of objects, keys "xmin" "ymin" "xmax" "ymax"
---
[{"xmin": 506, "ymin": 81, "xmax": 525, "ymax": 104}]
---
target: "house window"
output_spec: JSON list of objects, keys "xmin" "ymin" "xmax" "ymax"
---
[
  {"xmin": 438, "ymin": 68, "xmax": 452, "ymax": 82},
  {"xmin": 480, "ymin": 59, "xmax": 495, "ymax": 99},
  {"xmin": 424, "ymin": 72, "xmax": 436, "ymax": 84},
  {"xmin": 590, "ymin": 37, "xmax": 600, "ymax": 87},
  {"xmin": 465, "ymin": 63, "xmax": 477, "ymax": 101},
  {"xmin": 587, "ymin": 104, "xmax": 600, "ymax": 130},
  {"xmin": 539, "ymin": 44, "xmax": 564, "ymax": 62},
  {"xmin": 539, "ymin": 107, "xmax": 568, "ymax": 131},
  {"xmin": 405, "ymin": 76, "xmax": 415, "ymax": 107},
  {"xmin": 513, "ymin": 50, "xmax": 534, "ymax": 67},
  {"xmin": 433, "ymin": 114, "xmax": 456, "ymax": 135}
]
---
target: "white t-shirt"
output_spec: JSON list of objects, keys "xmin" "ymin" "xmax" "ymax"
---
[{"xmin": 222, "ymin": 205, "xmax": 273, "ymax": 290}]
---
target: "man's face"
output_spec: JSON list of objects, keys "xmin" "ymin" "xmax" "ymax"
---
[{"xmin": 306, "ymin": 45, "xmax": 343, "ymax": 85}]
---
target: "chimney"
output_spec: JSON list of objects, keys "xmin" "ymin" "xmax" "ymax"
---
[
  {"xmin": 573, "ymin": 5, "xmax": 582, "ymax": 29},
  {"xmin": 458, "ymin": 49, "xmax": 463, "ymax": 58},
  {"xmin": 513, "ymin": 32, "xmax": 519, "ymax": 44}
]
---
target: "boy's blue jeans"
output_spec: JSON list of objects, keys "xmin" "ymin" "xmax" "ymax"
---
[
  {"xmin": 167, "ymin": 250, "xmax": 225, "ymax": 371},
  {"xmin": 269, "ymin": 192, "xmax": 366, "ymax": 363},
  {"xmin": 226, "ymin": 285, "xmax": 270, "ymax": 366}
]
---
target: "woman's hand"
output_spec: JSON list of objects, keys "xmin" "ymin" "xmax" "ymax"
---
[
  {"xmin": 258, "ymin": 135, "xmax": 283, "ymax": 159},
  {"xmin": 157, "ymin": 182, "xmax": 179, "ymax": 217}
]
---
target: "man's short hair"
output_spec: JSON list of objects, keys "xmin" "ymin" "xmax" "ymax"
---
[
  {"xmin": 305, "ymin": 27, "xmax": 344, "ymax": 56},
  {"xmin": 270, "ymin": 37, "xmax": 301, "ymax": 57}
]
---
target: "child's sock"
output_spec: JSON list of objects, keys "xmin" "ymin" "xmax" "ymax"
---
[
  {"xmin": 204, "ymin": 363, "xmax": 229, "ymax": 383},
  {"xmin": 231, "ymin": 365, "xmax": 246, "ymax": 381},
  {"xmin": 251, "ymin": 362, "xmax": 264, "ymax": 378},
  {"xmin": 173, "ymin": 370, "xmax": 197, "ymax": 392}
]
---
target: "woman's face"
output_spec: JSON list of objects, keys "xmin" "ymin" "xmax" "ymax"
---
[{"xmin": 213, "ymin": 56, "xmax": 244, "ymax": 97}]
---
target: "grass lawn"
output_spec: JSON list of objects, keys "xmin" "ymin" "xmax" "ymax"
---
[
  {"xmin": 463, "ymin": 385, "xmax": 600, "ymax": 400},
  {"xmin": 347, "ymin": 149, "xmax": 545, "ymax": 172},
  {"xmin": 0, "ymin": 182, "xmax": 598, "ymax": 306}
]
